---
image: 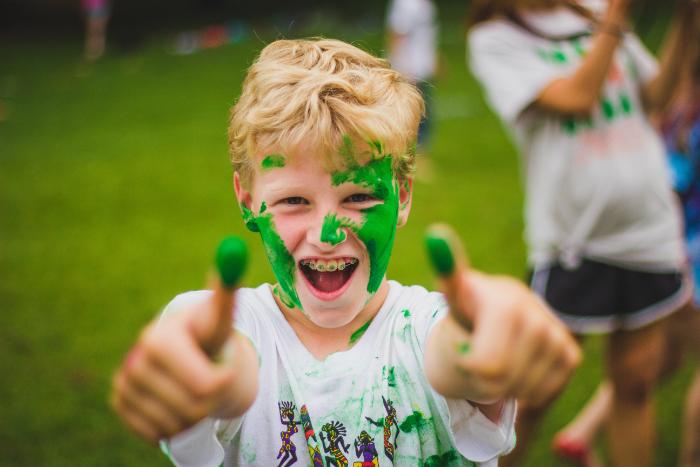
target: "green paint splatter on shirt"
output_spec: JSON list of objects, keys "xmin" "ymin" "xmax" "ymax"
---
[
  {"xmin": 260, "ymin": 153, "xmax": 286, "ymax": 170},
  {"xmin": 601, "ymin": 98, "xmax": 615, "ymax": 121},
  {"xmin": 620, "ymin": 93, "xmax": 632, "ymax": 115},
  {"xmin": 349, "ymin": 318, "xmax": 373, "ymax": 344},
  {"xmin": 423, "ymin": 450, "xmax": 466, "ymax": 467},
  {"xmin": 382, "ymin": 365, "xmax": 397, "ymax": 387},
  {"xmin": 402, "ymin": 309, "xmax": 411, "ymax": 318},
  {"xmin": 399, "ymin": 410, "xmax": 428, "ymax": 433}
]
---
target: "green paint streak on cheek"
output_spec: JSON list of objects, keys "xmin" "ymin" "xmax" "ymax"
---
[
  {"xmin": 249, "ymin": 208, "xmax": 301, "ymax": 309},
  {"xmin": 260, "ymin": 153, "xmax": 286, "ymax": 170},
  {"xmin": 320, "ymin": 213, "xmax": 357, "ymax": 246},
  {"xmin": 348, "ymin": 318, "xmax": 373, "ymax": 344},
  {"xmin": 332, "ymin": 153, "xmax": 399, "ymax": 294}
]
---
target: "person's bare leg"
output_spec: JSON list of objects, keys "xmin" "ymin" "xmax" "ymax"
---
[
  {"xmin": 552, "ymin": 381, "xmax": 611, "ymax": 466},
  {"xmin": 682, "ymin": 370, "xmax": 700, "ymax": 467},
  {"xmin": 606, "ymin": 320, "xmax": 666, "ymax": 467}
]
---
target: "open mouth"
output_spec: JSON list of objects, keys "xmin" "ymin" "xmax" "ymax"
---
[{"xmin": 299, "ymin": 257, "xmax": 358, "ymax": 297}]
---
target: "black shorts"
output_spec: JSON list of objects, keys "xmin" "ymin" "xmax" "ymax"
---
[{"xmin": 530, "ymin": 258, "xmax": 690, "ymax": 334}]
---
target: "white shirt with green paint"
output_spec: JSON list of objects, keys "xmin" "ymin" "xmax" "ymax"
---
[
  {"xmin": 468, "ymin": 6, "xmax": 684, "ymax": 270},
  {"xmin": 162, "ymin": 281, "xmax": 515, "ymax": 467}
]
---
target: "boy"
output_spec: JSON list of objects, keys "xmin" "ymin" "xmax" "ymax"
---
[{"xmin": 111, "ymin": 38, "xmax": 580, "ymax": 466}]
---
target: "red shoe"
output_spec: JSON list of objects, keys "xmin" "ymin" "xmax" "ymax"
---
[{"xmin": 552, "ymin": 435, "xmax": 592, "ymax": 466}]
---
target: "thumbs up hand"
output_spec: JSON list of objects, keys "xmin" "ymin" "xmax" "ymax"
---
[
  {"xmin": 111, "ymin": 237, "xmax": 259, "ymax": 445},
  {"xmin": 424, "ymin": 224, "xmax": 580, "ymax": 409}
]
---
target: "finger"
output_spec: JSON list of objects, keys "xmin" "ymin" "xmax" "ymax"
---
[
  {"xmin": 118, "ymin": 374, "xmax": 187, "ymax": 438},
  {"xmin": 127, "ymin": 348, "xmax": 212, "ymax": 425},
  {"xmin": 193, "ymin": 236, "xmax": 248, "ymax": 355},
  {"xmin": 424, "ymin": 223, "xmax": 476, "ymax": 327},
  {"xmin": 148, "ymin": 324, "xmax": 235, "ymax": 400},
  {"xmin": 111, "ymin": 373, "xmax": 162, "ymax": 445}
]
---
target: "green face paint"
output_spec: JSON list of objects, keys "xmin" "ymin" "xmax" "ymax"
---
[
  {"xmin": 215, "ymin": 236, "xmax": 248, "ymax": 288},
  {"xmin": 242, "ymin": 202, "xmax": 301, "ymax": 309},
  {"xmin": 331, "ymin": 139, "xmax": 400, "ymax": 294},
  {"xmin": 424, "ymin": 229, "xmax": 455, "ymax": 277},
  {"xmin": 320, "ymin": 213, "xmax": 358, "ymax": 246},
  {"xmin": 260, "ymin": 153, "xmax": 286, "ymax": 170}
]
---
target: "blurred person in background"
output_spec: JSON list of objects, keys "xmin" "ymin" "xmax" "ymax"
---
[
  {"xmin": 386, "ymin": 0, "xmax": 439, "ymax": 178},
  {"xmin": 82, "ymin": 0, "xmax": 110, "ymax": 61},
  {"xmin": 552, "ymin": 5, "xmax": 700, "ymax": 466},
  {"xmin": 467, "ymin": 0, "xmax": 696, "ymax": 465}
]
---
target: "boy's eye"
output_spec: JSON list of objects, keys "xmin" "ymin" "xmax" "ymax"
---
[
  {"xmin": 283, "ymin": 196, "xmax": 309, "ymax": 205},
  {"xmin": 345, "ymin": 193, "xmax": 376, "ymax": 203}
]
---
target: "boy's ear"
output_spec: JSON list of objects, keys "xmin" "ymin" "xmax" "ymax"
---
[
  {"xmin": 233, "ymin": 171, "xmax": 252, "ymax": 210},
  {"xmin": 397, "ymin": 177, "xmax": 413, "ymax": 228}
]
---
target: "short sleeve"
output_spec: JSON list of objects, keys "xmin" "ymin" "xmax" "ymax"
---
[
  {"xmin": 622, "ymin": 33, "xmax": 658, "ymax": 85},
  {"xmin": 446, "ymin": 398, "xmax": 517, "ymax": 465},
  {"xmin": 468, "ymin": 23, "xmax": 564, "ymax": 124}
]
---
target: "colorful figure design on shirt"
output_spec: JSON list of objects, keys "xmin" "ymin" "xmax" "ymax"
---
[
  {"xmin": 353, "ymin": 430, "xmax": 379, "ymax": 467},
  {"xmin": 365, "ymin": 396, "xmax": 399, "ymax": 462},
  {"xmin": 300, "ymin": 404, "xmax": 324, "ymax": 467},
  {"xmin": 320, "ymin": 420, "xmax": 351, "ymax": 467},
  {"xmin": 277, "ymin": 401, "xmax": 299, "ymax": 467}
]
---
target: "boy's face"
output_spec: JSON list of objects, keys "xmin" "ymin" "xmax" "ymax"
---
[{"xmin": 234, "ymin": 140, "xmax": 412, "ymax": 329}]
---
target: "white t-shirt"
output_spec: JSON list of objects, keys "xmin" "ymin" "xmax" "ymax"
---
[
  {"xmin": 162, "ymin": 281, "xmax": 516, "ymax": 467},
  {"xmin": 468, "ymin": 6, "xmax": 684, "ymax": 270},
  {"xmin": 387, "ymin": 0, "xmax": 438, "ymax": 82}
]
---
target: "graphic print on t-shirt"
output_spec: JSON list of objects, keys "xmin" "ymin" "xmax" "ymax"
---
[
  {"xmin": 300, "ymin": 404, "xmax": 325, "ymax": 467},
  {"xmin": 277, "ymin": 401, "xmax": 301, "ymax": 467}
]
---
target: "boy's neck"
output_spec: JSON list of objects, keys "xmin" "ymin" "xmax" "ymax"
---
[{"xmin": 273, "ymin": 281, "xmax": 390, "ymax": 361}]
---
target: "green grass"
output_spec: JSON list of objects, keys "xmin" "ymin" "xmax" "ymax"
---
[{"xmin": 0, "ymin": 15, "xmax": 695, "ymax": 467}]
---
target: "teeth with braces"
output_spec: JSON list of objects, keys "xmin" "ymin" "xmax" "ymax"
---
[{"xmin": 301, "ymin": 258, "xmax": 358, "ymax": 272}]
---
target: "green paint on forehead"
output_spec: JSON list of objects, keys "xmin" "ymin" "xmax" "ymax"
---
[
  {"xmin": 349, "ymin": 318, "xmax": 373, "ymax": 344},
  {"xmin": 260, "ymin": 153, "xmax": 286, "ymax": 170},
  {"xmin": 320, "ymin": 213, "xmax": 358, "ymax": 246},
  {"xmin": 331, "ymin": 139, "xmax": 399, "ymax": 294}
]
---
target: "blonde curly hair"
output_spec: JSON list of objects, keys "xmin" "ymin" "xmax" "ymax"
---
[{"xmin": 228, "ymin": 38, "xmax": 424, "ymax": 188}]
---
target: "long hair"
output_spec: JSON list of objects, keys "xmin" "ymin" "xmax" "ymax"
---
[{"xmin": 468, "ymin": 0, "xmax": 598, "ymax": 40}]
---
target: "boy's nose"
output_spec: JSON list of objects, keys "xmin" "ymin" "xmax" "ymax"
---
[{"xmin": 309, "ymin": 212, "xmax": 350, "ymax": 248}]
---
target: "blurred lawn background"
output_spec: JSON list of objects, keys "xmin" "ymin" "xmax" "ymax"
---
[{"xmin": 0, "ymin": 1, "xmax": 694, "ymax": 466}]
